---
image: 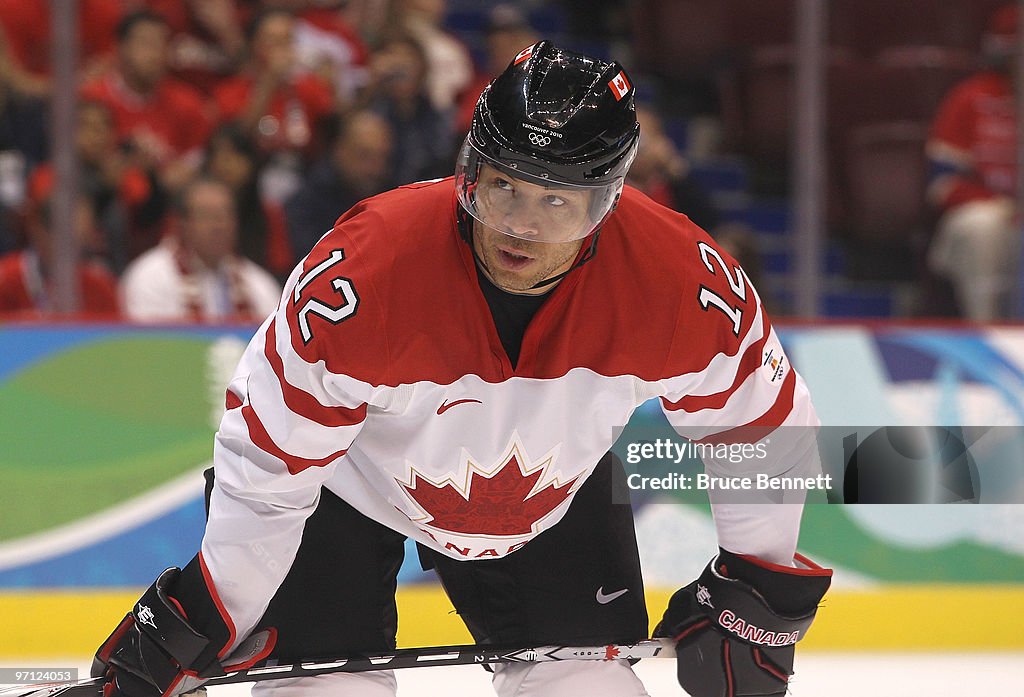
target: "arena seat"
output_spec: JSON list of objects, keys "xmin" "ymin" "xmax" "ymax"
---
[
  {"xmin": 843, "ymin": 120, "xmax": 929, "ymax": 244},
  {"xmin": 831, "ymin": 0, "xmax": 976, "ymax": 56}
]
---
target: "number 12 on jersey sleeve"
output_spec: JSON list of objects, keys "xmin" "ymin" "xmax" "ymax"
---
[
  {"xmin": 695, "ymin": 241, "xmax": 747, "ymax": 337},
  {"xmin": 293, "ymin": 248, "xmax": 360, "ymax": 344}
]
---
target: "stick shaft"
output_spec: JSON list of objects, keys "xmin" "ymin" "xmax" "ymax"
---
[
  {"xmin": 211, "ymin": 638, "xmax": 674, "ymax": 685},
  {"xmin": 0, "ymin": 639, "xmax": 676, "ymax": 696}
]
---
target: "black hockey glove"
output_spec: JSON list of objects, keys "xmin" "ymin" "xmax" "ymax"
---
[
  {"xmin": 92, "ymin": 557, "xmax": 236, "ymax": 697},
  {"xmin": 654, "ymin": 548, "xmax": 831, "ymax": 697}
]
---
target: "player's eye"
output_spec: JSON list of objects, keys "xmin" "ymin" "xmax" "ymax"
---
[
  {"xmin": 543, "ymin": 194, "xmax": 566, "ymax": 207},
  {"xmin": 494, "ymin": 177, "xmax": 514, "ymax": 192}
]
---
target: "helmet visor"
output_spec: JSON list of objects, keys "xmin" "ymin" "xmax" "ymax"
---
[{"xmin": 456, "ymin": 140, "xmax": 624, "ymax": 243}]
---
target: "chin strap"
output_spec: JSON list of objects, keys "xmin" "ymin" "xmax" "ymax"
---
[
  {"xmin": 456, "ymin": 206, "xmax": 603, "ymax": 292},
  {"xmin": 524, "ymin": 231, "xmax": 601, "ymax": 290}
]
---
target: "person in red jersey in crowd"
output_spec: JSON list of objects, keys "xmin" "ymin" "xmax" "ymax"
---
[
  {"xmin": 213, "ymin": 8, "xmax": 335, "ymax": 203},
  {"xmin": 0, "ymin": 0, "xmax": 124, "ymax": 96},
  {"xmin": 27, "ymin": 100, "xmax": 161, "ymax": 272},
  {"xmin": 0, "ymin": 194, "xmax": 119, "ymax": 317},
  {"xmin": 926, "ymin": 3, "xmax": 1019, "ymax": 320},
  {"xmin": 251, "ymin": 0, "xmax": 371, "ymax": 107},
  {"xmin": 80, "ymin": 10, "xmax": 215, "ymax": 195},
  {"xmin": 120, "ymin": 176, "xmax": 281, "ymax": 323},
  {"xmin": 141, "ymin": 0, "xmax": 247, "ymax": 96}
]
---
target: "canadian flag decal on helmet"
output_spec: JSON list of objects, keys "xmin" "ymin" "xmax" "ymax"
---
[
  {"xmin": 608, "ymin": 71, "xmax": 631, "ymax": 100},
  {"xmin": 514, "ymin": 44, "xmax": 537, "ymax": 65}
]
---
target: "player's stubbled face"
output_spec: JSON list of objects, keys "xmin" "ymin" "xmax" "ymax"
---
[{"xmin": 472, "ymin": 167, "xmax": 588, "ymax": 294}]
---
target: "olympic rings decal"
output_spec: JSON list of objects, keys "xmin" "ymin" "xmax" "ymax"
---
[{"xmin": 528, "ymin": 132, "xmax": 552, "ymax": 147}]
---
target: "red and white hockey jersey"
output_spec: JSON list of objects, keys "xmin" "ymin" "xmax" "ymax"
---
[
  {"xmin": 928, "ymin": 71, "xmax": 1016, "ymax": 211},
  {"xmin": 202, "ymin": 179, "xmax": 819, "ymax": 642}
]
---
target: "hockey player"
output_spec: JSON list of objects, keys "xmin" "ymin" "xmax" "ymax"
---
[{"xmin": 92, "ymin": 41, "xmax": 831, "ymax": 697}]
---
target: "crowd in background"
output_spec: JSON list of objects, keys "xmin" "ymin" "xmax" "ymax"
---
[
  {"xmin": 0, "ymin": 0, "xmax": 747, "ymax": 323},
  {"xmin": 0, "ymin": 0, "xmax": 1017, "ymax": 322}
]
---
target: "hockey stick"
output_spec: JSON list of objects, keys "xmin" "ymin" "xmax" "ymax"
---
[{"xmin": 0, "ymin": 638, "xmax": 676, "ymax": 697}]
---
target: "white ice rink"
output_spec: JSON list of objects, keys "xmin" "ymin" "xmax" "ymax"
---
[
  {"xmin": 4, "ymin": 654, "xmax": 1022, "ymax": 696},
  {"xmin": 400, "ymin": 654, "xmax": 1024, "ymax": 695}
]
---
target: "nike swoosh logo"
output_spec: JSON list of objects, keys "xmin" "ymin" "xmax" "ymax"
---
[
  {"xmin": 436, "ymin": 398, "xmax": 482, "ymax": 415},
  {"xmin": 596, "ymin": 587, "xmax": 629, "ymax": 604}
]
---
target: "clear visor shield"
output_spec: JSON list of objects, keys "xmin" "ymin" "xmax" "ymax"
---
[{"xmin": 455, "ymin": 142, "xmax": 624, "ymax": 243}]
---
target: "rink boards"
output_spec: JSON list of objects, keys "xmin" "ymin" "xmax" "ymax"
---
[{"xmin": 1, "ymin": 322, "xmax": 1022, "ymax": 655}]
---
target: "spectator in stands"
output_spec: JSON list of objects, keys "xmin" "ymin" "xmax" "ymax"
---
[
  {"xmin": 213, "ymin": 7, "xmax": 335, "ymax": 204},
  {"xmin": 0, "ymin": 27, "xmax": 49, "ymax": 166},
  {"xmin": 387, "ymin": 0, "xmax": 473, "ymax": 112},
  {"xmin": 28, "ymin": 101, "xmax": 160, "ymax": 273},
  {"xmin": 340, "ymin": 0, "xmax": 392, "ymax": 47},
  {"xmin": 120, "ymin": 176, "xmax": 282, "ymax": 323},
  {"xmin": 81, "ymin": 10, "xmax": 214, "ymax": 196},
  {"xmin": 926, "ymin": 3, "xmax": 1018, "ymax": 321},
  {"xmin": 143, "ymin": 0, "xmax": 247, "ymax": 96},
  {"xmin": 202, "ymin": 123, "xmax": 294, "ymax": 280},
  {"xmin": 0, "ymin": 28, "xmax": 50, "ymax": 254},
  {"xmin": 0, "ymin": 0, "xmax": 124, "ymax": 96},
  {"xmin": 627, "ymin": 104, "xmax": 720, "ymax": 232},
  {"xmin": 252, "ymin": 0, "xmax": 371, "ymax": 108},
  {"xmin": 455, "ymin": 3, "xmax": 538, "ymax": 134},
  {"xmin": 362, "ymin": 33, "xmax": 453, "ymax": 184},
  {"xmin": 284, "ymin": 109, "xmax": 393, "ymax": 257},
  {"xmin": 0, "ymin": 194, "xmax": 119, "ymax": 316}
]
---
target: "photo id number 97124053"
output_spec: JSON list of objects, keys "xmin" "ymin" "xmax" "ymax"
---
[{"xmin": 0, "ymin": 668, "xmax": 78, "ymax": 684}]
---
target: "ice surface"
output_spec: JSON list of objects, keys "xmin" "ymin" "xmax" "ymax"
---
[{"xmin": 2, "ymin": 654, "xmax": 1022, "ymax": 696}]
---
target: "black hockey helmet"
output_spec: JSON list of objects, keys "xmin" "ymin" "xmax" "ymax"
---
[{"xmin": 456, "ymin": 40, "xmax": 640, "ymax": 242}]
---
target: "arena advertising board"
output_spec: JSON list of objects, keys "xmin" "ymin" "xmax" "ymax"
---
[{"xmin": 0, "ymin": 323, "xmax": 1022, "ymax": 652}]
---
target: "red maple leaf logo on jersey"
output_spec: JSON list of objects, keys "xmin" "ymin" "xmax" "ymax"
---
[{"xmin": 400, "ymin": 445, "xmax": 580, "ymax": 536}]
